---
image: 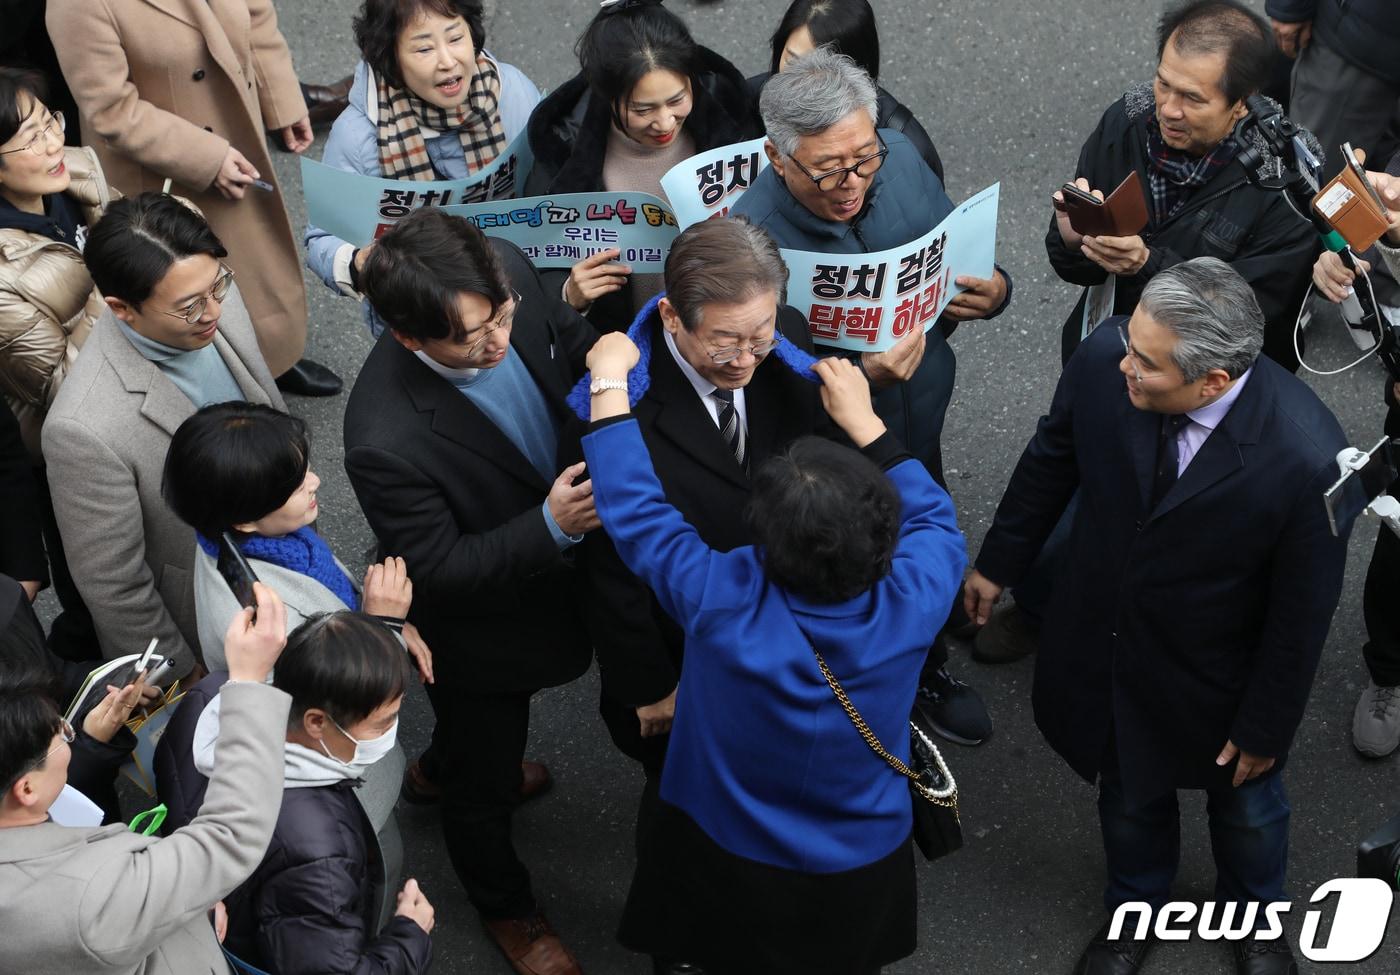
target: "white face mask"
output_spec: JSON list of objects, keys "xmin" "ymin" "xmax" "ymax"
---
[{"xmin": 320, "ymin": 715, "xmax": 398, "ymax": 770}]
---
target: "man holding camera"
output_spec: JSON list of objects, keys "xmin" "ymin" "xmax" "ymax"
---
[
  {"xmin": 967, "ymin": 258, "xmax": 1354, "ymax": 975},
  {"xmin": 1046, "ymin": 0, "xmax": 1315, "ymax": 371}
]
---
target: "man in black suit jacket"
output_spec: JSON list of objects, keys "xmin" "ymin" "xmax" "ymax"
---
[
  {"xmin": 567, "ymin": 219, "xmax": 831, "ymax": 784},
  {"xmin": 344, "ymin": 210, "xmax": 596, "ymax": 975},
  {"xmin": 965, "ymin": 259, "xmax": 1354, "ymax": 975}
]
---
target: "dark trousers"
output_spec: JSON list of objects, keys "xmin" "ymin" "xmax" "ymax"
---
[
  {"xmin": 1363, "ymin": 521, "xmax": 1400, "ymax": 686},
  {"xmin": 1097, "ymin": 769, "xmax": 1291, "ymax": 918},
  {"xmin": 430, "ymin": 684, "xmax": 537, "ymax": 919},
  {"xmin": 35, "ymin": 468, "xmax": 99, "ymax": 662}
]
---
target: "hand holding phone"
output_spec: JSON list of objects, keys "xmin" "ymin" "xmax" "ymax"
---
[{"xmin": 218, "ymin": 532, "xmax": 261, "ymax": 621}]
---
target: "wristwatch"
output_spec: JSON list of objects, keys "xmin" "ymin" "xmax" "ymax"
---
[{"xmin": 590, "ymin": 377, "xmax": 628, "ymax": 396}]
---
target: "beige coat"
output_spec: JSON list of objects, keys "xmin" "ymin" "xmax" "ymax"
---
[
  {"xmin": 41, "ymin": 284, "xmax": 285, "ymax": 676},
  {"xmin": 0, "ymin": 146, "xmax": 116, "ymax": 461},
  {"xmin": 46, "ymin": 0, "xmax": 310, "ymax": 376},
  {"xmin": 0, "ymin": 681, "xmax": 291, "ymax": 975}
]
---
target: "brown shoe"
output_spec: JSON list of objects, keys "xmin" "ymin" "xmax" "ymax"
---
[
  {"xmin": 400, "ymin": 758, "xmax": 441, "ymax": 805},
  {"xmin": 301, "ymin": 75, "xmax": 353, "ymax": 127},
  {"xmin": 483, "ymin": 912, "xmax": 583, "ymax": 975},
  {"xmin": 971, "ymin": 603, "xmax": 1040, "ymax": 664},
  {"xmin": 518, "ymin": 761, "xmax": 553, "ymax": 804}
]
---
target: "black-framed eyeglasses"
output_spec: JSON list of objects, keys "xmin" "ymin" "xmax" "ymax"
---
[
  {"xmin": 4, "ymin": 717, "xmax": 75, "ymax": 791},
  {"xmin": 788, "ymin": 135, "xmax": 889, "ymax": 192},
  {"xmin": 466, "ymin": 289, "xmax": 522, "ymax": 356},
  {"xmin": 161, "ymin": 264, "xmax": 235, "ymax": 325},
  {"xmin": 0, "ymin": 111, "xmax": 65, "ymax": 156},
  {"xmin": 706, "ymin": 337, "xmax": 778, "ymax": 365}
]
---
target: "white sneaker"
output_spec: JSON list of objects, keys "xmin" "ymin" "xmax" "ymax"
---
[{"xmin": 1352, "ymin": 680, "xmax": 1400, "ymax": 758}]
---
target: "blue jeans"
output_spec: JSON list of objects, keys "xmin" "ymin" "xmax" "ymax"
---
[{"xmin": 1097, "ymin": 769, "xmax": 1291, "ymax": 918}]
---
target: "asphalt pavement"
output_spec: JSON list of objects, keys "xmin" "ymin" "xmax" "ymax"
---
[{"xmin": 98, "ymin": 0, "xmax": 1400, "ymax": 971}]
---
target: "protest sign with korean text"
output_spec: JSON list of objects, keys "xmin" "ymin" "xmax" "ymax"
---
[
  {"xmin": 442, "ymin": 192, "xmax": 679, "ymax": 272},
  {"xmin": 300, "ymin": 128, "xmax": 534, "ymax": 245},
  {"xmin": 781, "ymin": 184, "xmax": 1001, "ymax": 352},
  {"xmin": 661, "ymin": 137, "xmax": 770, "ymax": 228}
]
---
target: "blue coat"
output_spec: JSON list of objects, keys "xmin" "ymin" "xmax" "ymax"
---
[
  {"xmin": 731, "ymin": 130, "xmax": 1009, "ymax": 480},
  {"xmin": 582, "ymin": 418, "xmax": 966, "ymax": 873},
  {"xmin": 975, "ymin": 323, "xmax": 1355, "ymax": 803},
  {"xmin": 304, "ymin": 57, "xmax": 541, "ymax": 334}
]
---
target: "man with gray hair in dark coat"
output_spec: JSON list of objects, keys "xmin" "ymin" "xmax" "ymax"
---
[{"xmin": 966, "ymin": 258, "xmax": 1354, "ymax": 975}]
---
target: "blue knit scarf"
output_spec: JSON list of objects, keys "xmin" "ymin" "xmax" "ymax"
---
[
  {"xmin": 196, "ymin": 527, "xmax": 360, "ymax": 611},
  {"xmin": 566, "ymin": 293, "xmax": 821, "ymax": 421}
]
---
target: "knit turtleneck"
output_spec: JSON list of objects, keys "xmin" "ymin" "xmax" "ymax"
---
[{"xmin": 603, "ymin": 124, "xmax": 696, "ymax": 314}]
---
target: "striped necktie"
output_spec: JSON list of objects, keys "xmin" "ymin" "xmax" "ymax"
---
[{"xmin": 711, "ymin": 388, "xmax": 746, "ymax": 470}]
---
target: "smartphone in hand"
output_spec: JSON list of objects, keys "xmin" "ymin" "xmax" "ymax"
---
[{"xmin": 217, "ymin": 532, "xmax": 260, "ymax": 620}]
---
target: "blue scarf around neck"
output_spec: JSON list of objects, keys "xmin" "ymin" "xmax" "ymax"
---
[
  {"xmin": 566, "ymin": 293, "xmax": 821, "ymax": 420},
  {"xmin": 196, "ymin": 526, "xmax": 360, "ymax": 611}
]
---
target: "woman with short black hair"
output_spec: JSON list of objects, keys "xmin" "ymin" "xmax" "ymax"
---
[
  {"xmin": 524, "ymin": 0, "xmax": 760, "ymax": 330},
  {"xmin": 750, "ymin": 0, "xmax": 943, "ymax": 183},
  {"xmin": 306, "ymin": 0, "xmax": 540, "ymax": 336},
  {"xmin": 161, "ymin": 402, "xmax": 431, "ymax": 683},
  {"xmin": 581, "ymin": 332, "xmax": 967, "ymax": 973}
]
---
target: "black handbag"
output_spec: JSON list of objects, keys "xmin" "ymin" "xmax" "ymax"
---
[{"xmin": 811, "ymin": 649, "xmax": 963, "ymax": 861}]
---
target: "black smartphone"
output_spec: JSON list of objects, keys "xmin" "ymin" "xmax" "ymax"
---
[{"xmin": 217, "ymin": 531, "xmax": 260, "ymax": 618}]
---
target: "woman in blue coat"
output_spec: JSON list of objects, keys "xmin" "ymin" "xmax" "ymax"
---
[{"xmin": 581, "ymin": 333, "xmax": 966, "ymax": 973}]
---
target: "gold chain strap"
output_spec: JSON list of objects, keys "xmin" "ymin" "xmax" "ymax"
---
[{"xmin": 812, "ymin": 650, "xmax": 959, "ymax": 810}]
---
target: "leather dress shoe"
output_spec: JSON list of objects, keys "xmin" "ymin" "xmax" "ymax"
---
[
  {"xmin": 518, "ymin": 760, "xmax": 553, "ymax": 803},
  {"xmin": 302, "ymin": 76, "xmax": 353, "ymax": 127},
  {"xmin": 400, "ymin": 758, "xmax": 441, "ymax": 805},
  {"xmin": 275, "ymin": 358, "xmax": 343, "ymax": 397},
  {"xmin": 1231, "ymin": 937, "xmax": 1298, "ymax": 975},
  {"xmin": 1072, "ymin": 919, "xmax": 1155, "ymax": 975},
  {"xmin": 972, "ymin": 602, "xmax": 1040, "ymax": 664},
  {"xmin": 483, "ymin": 911, "xmax": 582, "ymax": 975},
  {"xmin": 653, "ymin": 960, "xmax": 707, "ymax": 974}
]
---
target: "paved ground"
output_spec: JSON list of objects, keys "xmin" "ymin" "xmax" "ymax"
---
[{"xmin": 89, "ymin": 0, "xmax": 1400, "ymax": 970}]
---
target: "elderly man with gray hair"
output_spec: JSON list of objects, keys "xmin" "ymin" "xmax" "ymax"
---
[
  {"xmin": 966, "ymin": 257, "xmax": 1353, "ymax": 975},
  {"xmin": 734, "ymin": 46, "xmax": 1008, "ymax": 747}
]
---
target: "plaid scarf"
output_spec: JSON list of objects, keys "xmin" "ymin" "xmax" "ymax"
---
[
  {"xmin": 1144, "ymin": 116, "xmax": 1239, "ymax": 226},
  {"xmin": 376, "ymin": 53, "xmax": 507, "ymax": 180}
]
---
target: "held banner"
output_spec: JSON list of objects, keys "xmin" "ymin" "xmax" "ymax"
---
[
  {"xmin": 661, "ymin": 136, "xmax": 770, "ymax": 229},
  {"xmin": 300, "ymin": 127, "xmax": 534, "ymax": 245},
  {"xmin": 782, "ymin": 184, "xmax": 1001, "ymax": 352},
  {"xmin": 442, "ymin": 192, "xmax": 679, "ymax": 272}
]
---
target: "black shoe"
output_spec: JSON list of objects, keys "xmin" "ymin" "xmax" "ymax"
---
[
  {"xmin": 913, "ymin": 665, "xmax": 991, "ymax": 746},
  {"xmin": 1073, "ymin": 919, "xmax": 1155, "ymax": 975},
  {"xmin": 652, "ymin": 960, "xmax": 707, "ymax": 975},
  {"xmin": 276, "ymin": 358, "xmax": 343, "ymax": 397},
  {"xmin": 1231, "ymin": 936, "xmax": 1297, "ymax": 975}
]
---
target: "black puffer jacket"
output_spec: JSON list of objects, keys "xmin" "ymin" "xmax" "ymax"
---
[
  {"xmin": 524, "ymin": 46, "xmax": 761, "ymax": 332},
  {"xmin": 1047, "ymin": 83, "xmax": 1318, "ymax": 369},
  {"xmin": 745, "ymin": 72, "xmax": 944, "ymax": 184},
  {"xmin": 1265, "ymin": 0, "xmax": 1400, "ymax": 86},
  {"xmin": 223, "ymin": 781, "xmax": 432, "ymax": 975}
]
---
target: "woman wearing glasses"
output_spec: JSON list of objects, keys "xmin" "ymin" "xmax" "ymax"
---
[
  {"xmin": 524, "ymin": 0, "xmax": 760, "ymax": 331},
  {"xmin": 0, "ymin": 67, "xmax": 119, "ymax": 661}
]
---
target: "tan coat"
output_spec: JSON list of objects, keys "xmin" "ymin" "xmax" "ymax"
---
[
  {"xmin": 42, "ymin": 284, "xmax": 285, "ymax": 675},
  {"xmin": 46, "ymin": 0, "xmax": 309, "ymax": 376},
  {"xmin": 0, "ymin": 681, "xmax": 292, "ymax": 975},
  {"xmin": 0, "ymin": 146, "xmax": 116, "ymax": 461}
]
